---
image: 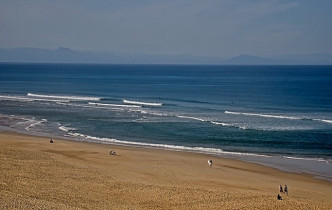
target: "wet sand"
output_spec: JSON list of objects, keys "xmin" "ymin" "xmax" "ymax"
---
[{"xmin": 1, "ymin": 132, "xmax": 331, "ymax": 209}]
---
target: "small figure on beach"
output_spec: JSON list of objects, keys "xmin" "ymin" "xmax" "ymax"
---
[
  {"xmin": 284, "ymin": 185, "xmax": 288, "ymax": 195},
  {"xmin": 109, "ymin": 150, "xmax": 116, "ymax": 155},
  {"xmin": 208, "ymin": 160, "xmax": 213, "ymax": 167},
  {"xmin": 279, "ymin": 185, "xmax": 283, "ymax": 193},
  {"xmin": 50, "ymin": 138, "xmax": 53, "ymax": 143},
  {"xmin": 277, "ymin": 194, "xmax": 282, "ymax": 200}
]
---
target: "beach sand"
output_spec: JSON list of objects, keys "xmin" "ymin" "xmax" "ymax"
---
[{"xmin": 1, "ymin": 132, "xmax": 331, "ymax": 209}]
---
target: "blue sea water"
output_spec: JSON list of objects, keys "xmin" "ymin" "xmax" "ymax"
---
[{"xmin": 0, "ymin": 64, "xmax": 331, "ymax": 179}]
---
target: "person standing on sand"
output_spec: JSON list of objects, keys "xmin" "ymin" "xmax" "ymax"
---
[
  {"xmin": 284, "ymin": 185, "xmax": 288, "ymax": 195},
  {"xmin": 208, "ymin": 160, "xmax": 213, "ymax": 167},
  {"xmin": 279, "ymin": 185, "xmax": 283, "ymax": 194}
]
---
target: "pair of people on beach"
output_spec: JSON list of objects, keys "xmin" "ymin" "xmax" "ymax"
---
[
  {"xmin": 278, "ymin": 184, "xmax": 288, "ymax": 200},
  {"xmin": 279, "ymin": 184, "xmax": 288, "ymax": 195}
]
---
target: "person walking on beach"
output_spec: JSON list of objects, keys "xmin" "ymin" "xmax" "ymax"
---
[
  {"xmin": 284, "ymin": 185, "xmax": 288, "ymax": 195},
  {"xmin": 279, "ymin": 185, "xmax": 283, "ymax": 194}
]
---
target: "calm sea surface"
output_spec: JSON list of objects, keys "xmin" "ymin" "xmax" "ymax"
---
[{"xmin": 1, "ymin": 64, "xmax": 331, "ymax": 179}]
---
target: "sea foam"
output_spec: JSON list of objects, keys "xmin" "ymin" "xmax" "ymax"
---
[
  {"xmin": 176, "ymin": 114, "xmax": 246, "ymax": 129},
  {"xmin": 89, "ymin": 102, "xmax": 141, "ymax": 108},
  {"xmin": 225, "ymin": 111, "xmax": 332, "ymax": 125},
  {"xmin": 27, "ymin": 93, "xmax": 101, "ymax": 101},
  {"xmin": 67, "ymin": 131, "xmax": 265, "ymax": 156},
  {"xmin": 177, "ymin": 115, "xmax": 206, "ymax": 122},
  {"xmin": 225, "ymin": 111, "xmax": 302, "ymax": 120},
  {"xmin": 25, "ymin": 119, "xmax": 47, "ymax": 131},
  {"xmin": 314, "ymin": 119, "xmax": 332, "ymax": 124},
  {"xmin": 0, "ymin": 95, "xmax": 70, "ymax": 102},
  {"xmin": 59, "ymin": 125, "xmax": 77, "ymax": 132},
  {"xmin": 123, "ymin": 99, "xmax": 162, "ymax": 107}
]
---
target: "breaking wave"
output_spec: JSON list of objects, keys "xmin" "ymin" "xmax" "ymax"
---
[
  {"xmin": 25, "ymin": 119, "xmax": 47, "ymax": 131},
  {"xmin": 282, "ymin": 156, "xmax": 330, "ymax": 163},
  {"xmin": 67, "ymin": 131, "xmax": 270, "ymax": 157},
  {"xmin": 225, "ymin": 111, "xmax": 332, "ymax": 124},
  {"xmin": 27, "ymin": 93, "xmax": 101, "ymax": 101},
  {"xmin": 59, "ymin": 125, "xmax": 77, "ymax": 132},
  {"xmin": 225, "ymin": 111, "xmax": 302, "ymax": 120},
  {"xmin": 66, "ymin": 131, "xmax": 330, "ymax": 165},
  {"xmin": 314, "ymin": 119, "xmax": 332, "ymax": 124},
  {"xmin": 89, "ymin": 102, "xmax": 140, "ymax": 108},
  {"xmin": 176, "ymin": 115, "xmax": 206, "ymax": 122},
  {"xmin": 123, "ymin": 99, "xmax": 162, "ymax": 107},
  {"xmin": 0, "ymin": 95, "xmax": 70, "ymax": 103},
  {"xmin": 175, "ymin": 115, "xmax": 247, "ymax": 129}
]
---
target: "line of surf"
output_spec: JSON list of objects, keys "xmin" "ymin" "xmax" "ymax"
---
[
  {"xmin": 177, "ymin": 114, "xmax": 300, "ymax": 131},
  {"xmin": 123, "ymin": 99, "xmax": 162, "ymax": 107},
  {"xmin": 314, "ymin": 119, "xmax": 332, "ymax": 124},
  {"xmin": 225, "ymin": 111, "xmax": 332, "ymax": 125},
  {"xmin": 89, "ymin": 102, "xmax": 141, "ymax": 108},
  {"xmin": 66, "ymin": 131, "xmax": 331, "ymax": 166},
  {"xmin": 176, "ymin": 115, "xmax": 207, "ymax": 122},
  {"xmin": 67, "ymin": 131, "xmax": 270, "ymax": 158},
  {"xmin": 0, "ymin": 95, "xmax": 33, "ymax": 102},
  {"xmin": 25, "ymin": 119, "xmax": 47, "ymax": 131},
  {"xmin": 27, "ymin": 93, "xmax": 101, "ymax": 101},
  {"xmin": 0, "ymin": 95, "xmax": 70, "ymax": 103},
  {"xmin": 58, "ymin": 125, "xmax": 77, "ymax": 132},
  {"xmin": 282, "ymin": 156, "xmax": 330, "ymax": 163},
  {"xmin": 225, "ymin": 111, "xmax": 303, "ymax": 120},
  {"xmin": 176, "ymin": 115, "xmax": 247, "ymax": 129}
]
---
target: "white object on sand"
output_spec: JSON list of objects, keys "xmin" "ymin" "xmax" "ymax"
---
[{"xmin": 208, "ymin": 160, "xmax": 213, "ymax": 167}]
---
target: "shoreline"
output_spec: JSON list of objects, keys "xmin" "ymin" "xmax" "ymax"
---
[
  {"xmin": 1, "ymin": 131, "xmax": 332, "ymax": 209},
  {"xmin": 1, "ymin": 123, "xmax": 332, "ymax": 182}
]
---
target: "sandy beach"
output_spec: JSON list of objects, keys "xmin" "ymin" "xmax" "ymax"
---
[{"xmin": 0, "ymin": 132, "xmax": 331, "ymax": 209}]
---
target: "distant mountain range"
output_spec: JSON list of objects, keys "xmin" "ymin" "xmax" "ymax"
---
[{"xmin": 0, "ymin": 47, "xmax": 332, "ymax": 65}]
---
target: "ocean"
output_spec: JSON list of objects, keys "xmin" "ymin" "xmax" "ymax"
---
[{"xmin": 0, "ymin": 63, "xmax": 331, "ymax": 180}]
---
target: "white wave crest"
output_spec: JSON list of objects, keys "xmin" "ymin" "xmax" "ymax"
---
[
  {"xmin": 0, "ymin": 95, "xmax": 72, "ymax": 103},
  {"xmin": 314, "ymin": 119, "xmax": 332, "ymax": 124},
  {"xmin": 123, "ymin": 99, "xmax": 162, "ymax": 107},
  {"xmin": 59, "ymin": 125, "xmax": 77, "ymax": 132},
  {"xmin": 67, "ymin": 132, "xmax": 331, "ymax": 166},
  {"xmin": 25, "ymin": 119, "xmax": 47, "ymax": 131},
  {"xmin": 67, "ymin": 132, "xmax": 278, "ymax": 159},
  {"xmin": 0, "ymin": 95, "xmax": 31, "ymax": 101},
  {"xmin": 175, "ymin": 114, "xmax": 248, "ymax": 129},
  {"xmin": 226, "ymin": 111, "xmax": 332, "ymax": 125},
  {"xmin": 282, "ymin": 156, "xmax": 330, "ymax": 163},
  {"xmin": 210, "ymin": 121, "xmax": 249, "ymax": 129},
  {"xmin": 174, "ymin": 114, "xmax": 250, "ymax": 130},
  {"xmin": 0, "ymin": 95, "xmax": 70, "ymax": 103},
  {"xmin": 225, "ymin": 111, "xmax": 302, "ymax": 120},
  {"xmin": 27, "ymin": 93, "xmax": 101, "ymax": 101},
  {"xmin": 176, "ymin": 115, "xmax": 206, "ymax": 122},
  {"xmin": 210, "ymin": 121, "xmax": 231, "ymax": 126},
  {"xmin": 89, "ymin": 102, "xmax": 140, "ymax": 108}
]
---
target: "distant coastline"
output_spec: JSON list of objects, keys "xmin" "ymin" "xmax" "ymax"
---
[{"xmin": 1, "ymin": 47, "xmax": 332, "ymax": 65}]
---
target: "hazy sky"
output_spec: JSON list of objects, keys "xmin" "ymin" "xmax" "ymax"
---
[{"xmin": 0, "ymin": 0, "xmax": 331, "ymax": 57}]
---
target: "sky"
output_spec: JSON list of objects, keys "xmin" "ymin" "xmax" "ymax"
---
[{"xmin": 0, "ymin": 0, "xmax": 331, "ymax": 58}]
